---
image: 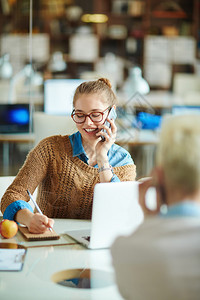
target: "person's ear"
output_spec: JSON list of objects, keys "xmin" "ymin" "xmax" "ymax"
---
[
  {"xmin": 154, "ymin": 167, "xmax": 165, "ymax": 186},
  {"xmin": 154, "ymin": 167, "xmax": 167, "ymax": 206}
]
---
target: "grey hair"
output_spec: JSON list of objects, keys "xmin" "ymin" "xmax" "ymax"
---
[{"xmin": 156, "ymin": 114, "xmax": 200, "ymax": 194}]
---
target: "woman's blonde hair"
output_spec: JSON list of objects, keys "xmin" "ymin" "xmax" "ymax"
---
[
  {"xmin": 156, "ymin": 114, "xmax": 200, "ymax": 194},
  {"xmin": 73, "ymin": 78, "xmax": 117, "ymax": 107}
]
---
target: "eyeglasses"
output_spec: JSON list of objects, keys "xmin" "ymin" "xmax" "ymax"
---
[{"xmin": 71, "ymin": 106, "xmax": 111, "ymax": 124}]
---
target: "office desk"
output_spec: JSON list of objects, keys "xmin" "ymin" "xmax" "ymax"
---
[
  {"xmin": 116, "ymin": 129, "xmax": 159, "ymax": 178},
  {"xmin": 0, "ymin": 133, "xmax": 35, "ymax": 175},
  {"xmin": 0, "ymin": 219, "xmax": 123, "ymax": 300},
  {"xmin": 116, "ymin": 128, "xmax": 159, "ymax": 145},
  {"xmin": 118, "ymin": 90, "xmax": 183, "ymax": 109}
]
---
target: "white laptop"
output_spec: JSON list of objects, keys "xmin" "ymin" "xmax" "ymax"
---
[{"xmin": 65, "ymin": 181, "xmax": 144, "ymax": 249}]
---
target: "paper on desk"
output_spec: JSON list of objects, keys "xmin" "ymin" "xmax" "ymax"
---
[{"xmin": 0, "ymin": 249, "xmax": 26, "ymax": 271}]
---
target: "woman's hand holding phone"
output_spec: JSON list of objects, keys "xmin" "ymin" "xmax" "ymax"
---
[
  {"xmin": 95, "ymin": 107, "xmax": 117, "ymax": 161},
  {"xmin": 97, "ymin": 107, "xmax": 117, "ymax": 150},
  {"xmin": 100, "ymin": 107, "xmax": 117, "ymax": 142}
]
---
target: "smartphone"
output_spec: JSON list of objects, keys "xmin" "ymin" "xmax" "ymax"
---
[{"xmin": 101, "ymin": 107, "xmax": 117, "ymax": 141}]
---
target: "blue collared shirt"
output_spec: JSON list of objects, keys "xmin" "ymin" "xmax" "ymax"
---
[
  {"xmin": 69, "ymin": 131, "xmax": 134, "ymax": 174},
  {"xmin": 3, "ymin": 131, "xmax": 134, "ymax": 221},
  {"xmin": 161, "ymin": 201, "xmax": 200, "ymax": 217}
]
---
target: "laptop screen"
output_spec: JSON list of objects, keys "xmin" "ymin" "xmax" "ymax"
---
[
  {"xmin": 44, "ymin": 79, "xmax": 84, "ymax": 115},
  {"xmin": 0, "ymin": 104, "xmax": 30, "ymax": 134}
]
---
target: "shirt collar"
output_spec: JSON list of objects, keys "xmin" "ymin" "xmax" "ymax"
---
[
  {"xmin": 161, "ymin": 201, "xmax": 200, "ymax": 217},
  {"xmin": 69, "ymin": 131, "xmax": 87, "ymax": 158},
  {"xmin": 69, "ymin": 131, "xmax": 116, "ymax": 164}
]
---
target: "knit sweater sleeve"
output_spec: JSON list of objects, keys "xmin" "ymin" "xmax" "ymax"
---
[
  {"xmin": 1, "ymin": 135, "xmax": 137, "ymax": 220},
  {"xmin": 113, "ymin": 163, "xmax": 136, "ymax": 181},
  {"xmin": 0, "ymin": 137, "xmax": 51, "ymax": 215}
]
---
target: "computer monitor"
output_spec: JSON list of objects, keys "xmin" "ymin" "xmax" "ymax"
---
[
  {"xmin": 0, "ymin": 104, "xmax": 30, "ymax": 133},
  {"xmin": 172, "ymin": 105, "xmax": 200, "ymax": 116},
  {"xmin": 134, "ymin": 111, "xmax": 162, "ymax": 130},
  {"xmin": 44, "ymin": 79, "xmax": 84, "ymax": 115}
]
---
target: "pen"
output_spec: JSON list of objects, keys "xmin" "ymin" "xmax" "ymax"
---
[{"xmin": 27, "ymin": 189, "xmax": 53, "ymax": 232}]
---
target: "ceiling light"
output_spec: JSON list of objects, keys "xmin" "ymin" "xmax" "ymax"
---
[{"xmin": 81, "ymin": 14, "xmax": 108, "ymax": 23}]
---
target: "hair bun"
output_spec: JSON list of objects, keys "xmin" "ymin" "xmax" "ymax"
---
[{"xmin": 98, "ymin": 78, "xmax": 112, "ymax": 89}]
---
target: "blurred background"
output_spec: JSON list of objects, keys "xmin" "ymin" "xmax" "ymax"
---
[{"xmin": 0, "ymin": 0, "xmax": 199, "ymax": 179}]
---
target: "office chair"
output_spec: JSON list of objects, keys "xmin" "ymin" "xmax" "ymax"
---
[{"xmin": 0, "ymin": 176, "xmax": 37, "ymax": 216}]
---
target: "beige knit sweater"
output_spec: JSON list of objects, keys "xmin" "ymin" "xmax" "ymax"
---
[{"xmin": 1, "ymin": 135, "xmax": 136, "ymax": 219}]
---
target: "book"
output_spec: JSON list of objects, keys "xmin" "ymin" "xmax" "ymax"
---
[{"xmin": 19, "ymin": 226, "xmax": 60, "ymax": 241}]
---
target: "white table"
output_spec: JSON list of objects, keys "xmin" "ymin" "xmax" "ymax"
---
[{"xmin": 0, "ymin": 219, "xmax": 123, "ymax": 300}]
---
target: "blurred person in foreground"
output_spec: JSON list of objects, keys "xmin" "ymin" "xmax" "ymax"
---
[{"xmin": 111, "ymin": 114, "xmax": 200, "ymax": 300}]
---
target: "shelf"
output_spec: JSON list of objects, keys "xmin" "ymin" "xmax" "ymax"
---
[
  {"xmin": 50, "ymin": 34, "xmax": 71, "ymax": 40},
  {"xmin": 152, "ymin": 11, "xmax": 188, "ymax": 19},
  {"xmin": 40, "ymin": 11, "xmax": 66, "ymax": 18},
  {"xmin": 108, "ymin": 13, "xmax": 144, "ymax": 19},
  {"xmin": 0, "ymin": 0, "xmax": 198, "ymax": 81}
]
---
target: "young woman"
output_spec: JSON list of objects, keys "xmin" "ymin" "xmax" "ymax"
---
[{"xmin": 1, "ymin": 78, "xmax": 136, "ymax": 233}]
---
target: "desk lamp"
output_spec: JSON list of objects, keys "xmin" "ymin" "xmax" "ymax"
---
[
  {"xmin": 48, "ymin": 51, "xmax": 67, "ymax": 72},
  {"xmin": 0, "ymin": 54, "xmax": 13, "ymax": 79},
  {"xmin": 119, "ymin": 66, "xmax": 151, "ymax": 132},
  {"xmin": 8, "ymin": 64, "xmax": 43, "ymax": 103},
  {"xmin": 123, "ymin": 66, "xmax": 150, "ymax": 100}
]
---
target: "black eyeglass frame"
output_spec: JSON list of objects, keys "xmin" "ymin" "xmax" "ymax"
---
[{"xmin": 71, "ymin": 106, "xmax": 111, "ymax": 124}]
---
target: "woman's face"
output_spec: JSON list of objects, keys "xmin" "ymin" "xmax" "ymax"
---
[{"xmin": 74, "ymin": 93, "xmax": 110, "ymax": 143}]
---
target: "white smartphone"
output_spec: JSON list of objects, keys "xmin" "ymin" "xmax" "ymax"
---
[{"xmin": 101, "ymin": 107, "xmax": 117, "ymax": 141}]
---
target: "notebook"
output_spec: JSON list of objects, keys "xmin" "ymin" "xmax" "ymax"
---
[
  {"xmin": 65, "ymin": 181, "xmax": 144, "ymax": 249},
  {"xmin": 19, "ymin": 226, "xmax": 60, "ymax": 241}
]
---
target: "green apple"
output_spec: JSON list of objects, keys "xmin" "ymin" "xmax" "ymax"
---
[{"xmin": 0, "ymin": 219, "xmax": 18, "ymax": 239}]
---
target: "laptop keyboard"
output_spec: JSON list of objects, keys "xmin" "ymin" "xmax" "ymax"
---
[{"xmin": 82, "ymin": 236, "xmax": 90, "ymax": 242}]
